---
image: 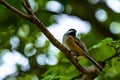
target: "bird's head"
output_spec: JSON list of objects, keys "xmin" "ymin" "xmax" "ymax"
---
[{"xmin": 65, "ymin": 29, "xmax": 76, "ymax": 36}]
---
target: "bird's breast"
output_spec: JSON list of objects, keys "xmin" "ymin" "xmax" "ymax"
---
[{"xmin": 63, "ymin": 36, "xmax": 84, "ymax": 55}]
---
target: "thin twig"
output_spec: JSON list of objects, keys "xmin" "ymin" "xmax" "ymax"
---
[
  {"xmin": 21, "ymin": 0, "xmax": 33, "ymax": 15},
  {"xmin": 24, "ymin": 0, "xmax": 32, "ymax": 11},
  {"xmin": 20, "ymin": 1, "xmax": 28, "ymax": 13}
]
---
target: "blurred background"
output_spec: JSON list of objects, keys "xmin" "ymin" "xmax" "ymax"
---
[{"xmin": 0, "ymin": 0, "xmax": 120, "ymax": 80}]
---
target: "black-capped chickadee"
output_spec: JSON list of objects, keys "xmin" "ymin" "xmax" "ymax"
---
[{"xmin": 62, "ymin": 29, "xmax": 102, "ymax": 72}]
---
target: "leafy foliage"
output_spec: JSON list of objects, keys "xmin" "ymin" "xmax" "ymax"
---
[{"xmin": 0, "ymin": 0, "xmax": 120, "ymax": 80}]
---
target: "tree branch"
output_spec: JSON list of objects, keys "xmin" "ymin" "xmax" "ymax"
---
[
  {"xmin": 20, "ymin": 0, "xmax": 33, "ymax": 15},
  {"xmin": 0, "ymin": 0, "xmax": 102, "ymax": 79}
]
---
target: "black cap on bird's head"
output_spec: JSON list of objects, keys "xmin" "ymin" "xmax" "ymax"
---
[{"xmin": 65, "ymin": 29, "xmax": 76, "ymax": 36}]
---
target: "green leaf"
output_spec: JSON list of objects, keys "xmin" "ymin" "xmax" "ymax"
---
[
  {"xmin": 89, "ymin": 38, "xmax": 115, "ymax": 61},
  {"xmin": 112, "ymin": 57, "xmax": 120, "ymax": 72},
  {"xmin": 18, "ymin": 24, "xmax": 30, "ymax": 38}
]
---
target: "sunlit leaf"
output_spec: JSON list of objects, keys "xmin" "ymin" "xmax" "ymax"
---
[
  {"xmin": 89, "ymin": 38, "xmax": 115, "ymax": 61},
  {"xmin": 24, "ymin": 43, "xmax": 36, "ymax": 57},
  {"xmin": 10, "ymin": 36, "xmax": 20, "ymax": 49},
  {"xmin": 18, "ymin": 25, "xmax": 30, "ymax": 38}
]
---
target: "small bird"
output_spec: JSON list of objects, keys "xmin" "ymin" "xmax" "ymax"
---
[{"xmin": 62, "ymin": 29, "xmax": 102, "ymax": 72}]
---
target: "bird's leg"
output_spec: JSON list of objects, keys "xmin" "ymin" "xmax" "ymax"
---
[
  {"xmin": 69, "ymin": 50, "xmax": 79, "ymax": 62},
  {"xmin": 74, "ymin": 53, "xmax": 79, "ymax": 62},
  {"xmin": 75, "ymin": 55, "xmax": 79, "ymax": 62}
]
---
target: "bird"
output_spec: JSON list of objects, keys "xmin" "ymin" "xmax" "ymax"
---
[{"xmin": 62, "ymin": 29, "xmax": 102, "ymax": 72}]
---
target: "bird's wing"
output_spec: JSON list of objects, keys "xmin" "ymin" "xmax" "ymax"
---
[
  {"xmin": 74, "ymin": 37, "xmax": 88, "ymax": 53},
  {"xmin": 74, "ymin": 37, "xmax": 103, "ymax": 71}
]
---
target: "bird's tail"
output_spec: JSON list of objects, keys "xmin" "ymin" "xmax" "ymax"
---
[{"xmin": 85, "ymin": 53, "xmax": 103, "ymax": 72}]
